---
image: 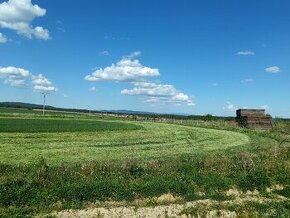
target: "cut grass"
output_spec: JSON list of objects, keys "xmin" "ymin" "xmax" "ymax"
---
[
  {"xmin": 0, "ymin": 117, "xmax": 249, "ymax": 165},
  {"xmin": 0, "ymin": 117, "xmax": 141, "ymax": 133}
]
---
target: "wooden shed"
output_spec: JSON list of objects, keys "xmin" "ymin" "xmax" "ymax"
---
[{"xmin": 236, "ymin": 109, "xmax": 273, "ymax": 130}]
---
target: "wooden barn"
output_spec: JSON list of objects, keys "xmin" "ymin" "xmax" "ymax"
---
[{"xmin": 236, "ymin": 109, "xmax": 273, "ymax": 130}]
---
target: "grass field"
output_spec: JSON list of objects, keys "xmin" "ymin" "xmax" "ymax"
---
[
  {"xmin": 0, "ymin": 116, "xmax": 248, "ymax": 165},
  {"xmin": 0, "ymin": 107, "xmax": 289, "ymax": 217},
  {"xmin": 0, "ymin": 117, "xmax": 141, "ymax": 133}
]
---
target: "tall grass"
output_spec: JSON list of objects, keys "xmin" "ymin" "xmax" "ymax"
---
[{"xmin": 0, "ymin": 139, "xmax": 289, "ymax": 216}]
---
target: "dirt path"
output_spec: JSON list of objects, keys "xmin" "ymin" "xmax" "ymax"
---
[
  {"xmin": 50, "ymin": 200, "xmax": 234, "ymax": 218},
  {"xmin": 46, "ymin": 188, "xmax": 288, "ymax": 218}
]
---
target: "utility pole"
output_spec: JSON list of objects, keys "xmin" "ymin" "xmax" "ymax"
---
[{"xmin": 42, "ymin": 92, "xmax": 47, "ymax": 116}]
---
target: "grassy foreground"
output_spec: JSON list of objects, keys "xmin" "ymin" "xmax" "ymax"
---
[{"xmin": 0, "ymin": 108, "xmax": 289, "ymax": 217}]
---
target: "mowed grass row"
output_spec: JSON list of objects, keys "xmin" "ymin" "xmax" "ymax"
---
[
  {"xmin": 0, "ymin": 117, "xmax": 249, "ymax": 165},
  {"xmin": 0, "ymin": 117, "xmax": 141, "ymax": 133}
]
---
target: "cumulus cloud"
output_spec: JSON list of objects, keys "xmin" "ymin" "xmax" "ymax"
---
[
  {"xmin": 84, "ymin": 55, "xmax": 159, "ymax": 82},
  {"xmin": 241, "ymin": 78, "xmax": 254, "ymax": 83},
  {"xmin": 223, "ymin": 101, "xmax": 237, "ymax": 112},
  {"xmin": 265, "ymin": 66, "xmax": 280, "ymax": 73},
  {"xmin": 85, "ymin": 52, "xmax": 194, "ymax": 107},
  {"xmin": 0, "ymin": 66, "xmax": 57, "ymax": 94},
  {"xmin": 236, "ymin": 51, "xmax": 255, "ymax": 56},
  {"xmin": 32, "ymin": 74, "xmax": 57, "ymax": 93},
  {"xmin": 0, "ymin": 66, "xmax": 30, "ymax": 87},
  {"xmin": 0, "ymin": 0, "xmax": 50, "ymax": 40},
  {"xmin": 0, "ymin": 32, "xmax": 7, "ymax": 43},
  {"xmin": 121, "ymin": 82, "xmax": 195, "ymax": 106}
]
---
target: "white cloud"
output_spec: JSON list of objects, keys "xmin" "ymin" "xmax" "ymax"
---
[
  {"xmin": 121, "ymin": 82, "xmax": 195, "ymax": 106},
  {"xmin": 1, "ymin": 66, "xmax": 57, "ymax": 93},
  {"xmin": 0, "ymin": 0, "xmax": 50, "ymax": 40},
  {"xmin": 125, "ymin": 51, "xmax": 141, "ymax": 59},
  {"xmin": 33, "ymin": 85, "xmax": 57, "ymax": 92},
  {"xmin": 84, "ymin": 54, "xmax": 159, "ymax": 82},
  {"xmin": 85, "ymin": 52, "xmax": 194, "ymax": 107},
  {"xmin": 4, "ymin": 78, "xmax": 26, "ymax": 86},
  {"xmin": 236, "ymin": 51, "xmax": 255, "ymax": 56},
  {"xmin": 265, "ymin": 66, "xmax": 280, "ymax": 73},
  {"xmin": 0, "ymin": 66, "xmax": 30, "ymax": 87},
  {"xmin": 241, "ymin": 78, "xmax": 254, "ymax": 83},
  {"xmin": 223, "ymin": 101, "xmax": 237, "ymax": 112},
  {"xmin": 0, "ymin": 66, "xmax": 30, "ymax": 77},
  {"xmin": 0, "ymin": 32, "xmax": 7, "ymax": 43},
  {"xmin": 32, "ymin": 73, "xmax": 51, "ymax": 86},
  {"xmin": 32, "ymin": 74, "xmax": 57, "ymax": 93}
]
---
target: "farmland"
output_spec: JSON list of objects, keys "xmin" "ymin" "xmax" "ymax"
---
[
  {"xmin": 0, "ymin": 112, "xmax": 248, "ymax": 165},
  {"xmin": 0, "ymin": 107, "xmax": 289, "ymax": 217},
  {"xmin": 0, "ymin": 118, "xmax": 141, "ymax": 133}
]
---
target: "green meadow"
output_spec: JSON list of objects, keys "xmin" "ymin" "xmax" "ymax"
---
[{"xmin": 0, "ymin": 107, "xmax": 289, "ymax": 217}]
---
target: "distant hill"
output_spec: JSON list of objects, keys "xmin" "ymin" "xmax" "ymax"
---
[
  {"xmin": 0, "ymin": 102, "xmax": 57, "ymax": 110},
  {"xmin": 0, "ymin": 102, "xmax": 107, "ymax": 114},
  {"xmin": 0, "ymin": 101, "xmax": 236, "ymax": 120},
  {"xmin": 0, "ymin": 102, "xmax": 156, "ymax": 115}
]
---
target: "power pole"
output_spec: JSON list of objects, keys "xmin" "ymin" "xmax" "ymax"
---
[{"xmin": 42, "ymin": 93, "xmax": 47, "ymax": 116}]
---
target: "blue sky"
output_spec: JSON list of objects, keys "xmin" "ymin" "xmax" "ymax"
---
[{"xmin": 0, "ymin": 0, "xmax": 290, "ymax": 117}]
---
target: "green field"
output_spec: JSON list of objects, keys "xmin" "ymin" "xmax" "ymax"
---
[
  {"xmin": 0, "ymin": 116, "xmax": 249, "ymax": 165},
  {"xmin": 0, "ymin": 107, "xmax": 289, "ymax": 217},
  {"xmin": 0, "ymin": 117, "xmax": 141, "ymax": 133}
]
